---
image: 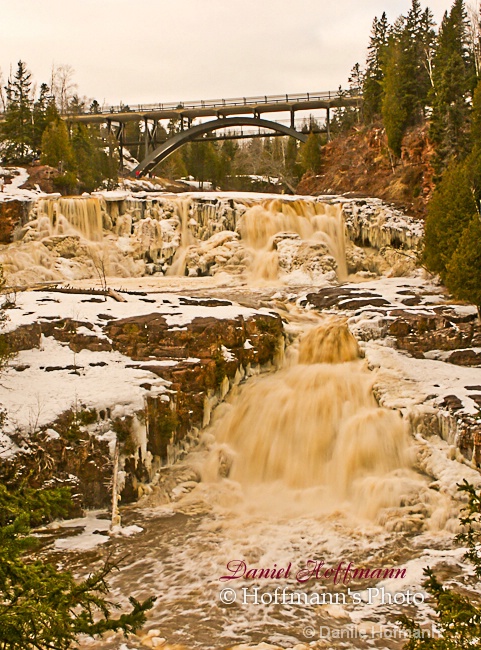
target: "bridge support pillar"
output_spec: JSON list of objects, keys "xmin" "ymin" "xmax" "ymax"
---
[
  {"xmin": 326, "ymin": 107, "xmax": 331, "ymax": 142},
  {"xmin": 144, "ymin": 118, "xmax": 150, "ymax": 159},
  {"xmin": 290, "ymin": 109, "xmax": 295, "ymax": 129}
]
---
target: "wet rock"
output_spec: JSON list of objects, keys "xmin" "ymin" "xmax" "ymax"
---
[
  {"xmin": 3, "ymin": 323, "xmax": 42, "ymax": 352},
  {"xmin": 40, "ymin": 318, "xmax": 112, "ymax": 353},
  {"xmin": 0, "ymin": 199, "xmax": 31, "ymax": 242},
  {"xmin": 275, "ymin": 236, "xmax": 337, "ymax": 278},
  {"xmin": 442, "ymin": 395, "xmax": 463, "ymax": 411},
  {"xmin": 447, "ymin": 349, "xmax": 481, "ymax": 367},
  {"xmin": 107, "ymin": 311, "xmax": 283, "ymax": 467},
  {"xmin": 471, "ymin": 395, "xmax": 481, "ymax": 409},
  {"xmin": 388, "ymin": 310, "xmax": 481, "ymax": 359},
  {"xmin": 305, "ymin": 286, "xmax": 390, "ymax": 310},
  {"xmin": 0, "ymin": 420, "xmax": 111, "ymax": 510},
  {"xmin": 42, "ymin": 235, "xmax": 86, "ymax": 259}
]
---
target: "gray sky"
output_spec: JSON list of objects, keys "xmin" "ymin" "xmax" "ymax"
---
[{"xmin": 0, "ymin": 0, "xmax": 463, "ymax": 107}]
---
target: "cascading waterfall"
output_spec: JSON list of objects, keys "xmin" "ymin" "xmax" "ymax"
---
[
  {"xmin": 3, "ymin": 191, "xmax": 421, "ymax": 290},
  {"xmin": 238, "ymin": 199, "xmax": 347, "ymax": 282},
  {"xmin": 201, "ymin": 319, "xmax": 444, "ymax": 526},
  {"xmin": 35, "ymin": 197, "xmax": 105, "ymax": 241},
  {"xmin": 166, "ymin": 197, "xmax": 195, "ymax": 276}
]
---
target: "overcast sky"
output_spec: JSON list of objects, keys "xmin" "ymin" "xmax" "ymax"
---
[{"xmin": 0, "ymin": 0, "xmax": 466, "ymax": 107}]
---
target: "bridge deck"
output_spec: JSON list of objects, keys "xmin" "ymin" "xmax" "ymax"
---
[{"xmin": 62, "ymin": 91, "xmax": 360, "ymax": 123}]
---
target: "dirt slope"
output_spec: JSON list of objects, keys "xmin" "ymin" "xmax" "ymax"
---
[{"xmin": 297, "ymin": 124, "xmax": 435, "ymax": 219}]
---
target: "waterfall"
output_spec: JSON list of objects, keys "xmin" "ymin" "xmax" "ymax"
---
[
  {"xmin": 202, "ymin": 319, "xmax": 429, "ymax": 523},
  {"xmin": 36, "ymin": 197, "xmax": 105, "ymax": 241},
  {"xmin": 3, "ymin": 191, "xmax": 423, "ymax": 287},
  {"xmin": 239, "ymin": 199, "xmax": 347, "ymax": 282}
]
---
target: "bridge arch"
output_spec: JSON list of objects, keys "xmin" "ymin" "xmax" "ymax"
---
[{"xmin": 132, "ymin": 116, "xmax": 308, "ymax": 176}]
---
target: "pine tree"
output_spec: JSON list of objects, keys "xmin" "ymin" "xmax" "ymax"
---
[
  {"xmin": 400, "ymin": 482, "xmax": 481, "ymax": 647},
  {"xmin": 40, "ymin": 119, "xmax": 76, "ymax": 173},
  {"xmin": 382, "ymin": 39, "xmax": 409, "ymax": 157},
  {"xmin": 32, "ymin": 84, "xmax": 58, "ymax": 151},
  {"xmin": 0, "ymin": 484, "xmax": 154, "ymax": 649},
  {"xmin": 298, "ymin": 132, "xmax": 322, "ymax": 174},
  {"xmin": 285, "ymin": 136, "xmax": 299, "ymax": 180},
  {"xmin": 402, "ymin": 0, "xmax": 436, "ymax": 124},
  {"xmin": 156, "ymin": 149, "xmax": 187, "ymax": 180},
  {"xmin": 90, "ymin": 99, "xmax": 101, "ymax": 114},
  {"xmin": 445, "ymin": 215, "xmax": 481, "ymax": 317},
  {"xmin": 423, "ymin": 157, "xmax": 476, "ymax": 276},
  {"xmin": 471, "ymin": 79, "xmax": 481, "ymax": 147},
  {"xmin": 430, "ymin": 0, "xmax": 474, "ymax": 172},
  {"xmin": 381, "ymin": 2, "xmax": 435, "ymax": 156},
  {"xmin": 72, "ymin": 124, "xmax": 115, "ymax": 192},
  {"xmin": 1, "ymin": 61, "xmax": 34, "ymax": 163},
  {"xmin": 363, "ymin": 13, "xmax": 390, "ymax": 122}
]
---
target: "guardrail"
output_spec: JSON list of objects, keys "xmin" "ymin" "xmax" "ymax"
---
[
  {"xmin": 100, "ymin": 91, "xmax": 337, "ymax": 114},
  {"xmin": 69, "ymin": 90, "xmax": 359, "ymax": 117},
  {"xmin": 0, "ymin": 90, "xmax": 362, "ymax": 122}
]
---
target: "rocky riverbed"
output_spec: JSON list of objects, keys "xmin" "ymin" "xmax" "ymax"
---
[{"xmin": 0, "ymin": 185, "xmax": 480, "ymax": 649}]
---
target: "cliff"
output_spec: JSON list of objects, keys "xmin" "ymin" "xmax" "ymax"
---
[{"xmin": 297, "ymin": 123, "xmax": 435, "ymax": 219}]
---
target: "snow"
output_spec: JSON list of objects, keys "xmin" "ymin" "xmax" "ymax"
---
[
  {"xmin": 0, "ymin": 335, "xmax": 166, "ymax": 433},
  {"xmin": 221, "ymin": 345, "xmax": 235, "ymax": 361},
  {"xmin": 52, "ymin": 510, "xmax": 111, "ymax": 551},
  {"xmin": 366, "ymin": 341, "xmax": 481, "ymax": 415},
  {"xmin": 0, "ymin": 166, "xmax": 47, "ymax": 201},
  {"xmin": 93, "ymin": 190, "xmax": 130, "ymax": 201},
  {"xmin": 3, "ymin": 289, "xmax": 260, "ymax": 333},
  {"xmin": 0, "ymin": 288, "xmax": 269, "ymax": 452},
  {"xmin": 111, "ymin": 524, "xmax": 143, "ymax": 537}
]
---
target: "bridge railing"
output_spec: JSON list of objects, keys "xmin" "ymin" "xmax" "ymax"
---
[{"xmin": 68, "ymin": 90, "xmax": 350, "ymax": 117}]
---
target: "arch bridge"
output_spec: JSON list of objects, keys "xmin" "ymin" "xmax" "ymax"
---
[{"xmin": 64, "ymin": 90, "xmax": 361, "ymax": 176}]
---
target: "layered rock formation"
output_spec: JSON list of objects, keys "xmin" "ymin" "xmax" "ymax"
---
[{"xmin": 0, "ymin": 291, "xmax": 283, "ymax": 508}]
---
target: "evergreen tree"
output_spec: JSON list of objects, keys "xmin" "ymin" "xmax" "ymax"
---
[
  {"xmin": 423, "ymin": 157, "xmax": 476, "ymax": 276},
  {"xmin": 470, "ymin": 78, "xmax": 481, "ymax": 147},
  {"xmin": 68, "ymin": 94, "xmax": 87, "ymax": 115},
  {"xmin": 298, "ymin": 132, "xmax": 322, "ymax": 174},
  {"xmin": 381, "ymin": 2, "xmax": 435, "ymax": 156},
  {"xmin": 363, "ymin": 13, "xmax": 390, "ymax": 122},
  {"xmin": 1, "ymin": 61, "xmax": 34, "ymax": 163},
  {"xmin": 72, "ymin": 124, "xmax": 116, "ymax": 192},
  {"xmin": 218, "ymin": 139, "xmax": 238, "ymax": 185},
  {"xmin": 445, "ymin": 215, "xmax": 481, "ymax": 317},
  {"xmin": 402, "ymin": 0, "xmax": 436, "ymax": 123},
  {"xmin": 40, "ymin": 119, "xmax": 76, "ymax": 173},
  {"xmin": 382, "ymin": 39, "xmax": 409, "ymax": 157},
  {"xmin": 156, "ymin": 148, "xmax": 187, "ymax": 180},
  {"xmin": 0, "ymin": 484, "xmax": 154, "ymax": 649},
  {"xmin": 285, "ymin": 136, "xmax": 299, "ymax": 179},
  {"xmin": 32, "ymin": 83, "xmax": 57, "ymax": 151},
  {"xmin": 400, "ymin": 482, "xmax": 481, "ymax": 647},
  {"xmin": 430, "ymin": 0, "xmax": 474, "ymax": 171}
]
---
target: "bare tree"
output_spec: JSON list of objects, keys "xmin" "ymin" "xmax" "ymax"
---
[
  {"xmin": 87, "ymin": 244, "xmax": 110, "ymax": 300},
  {"xmin": 0, "ymin": 67, "xmax": 6, "ymax": 112},
  {"xmin": 50, "ymin": 64, "xmax": 77, "ymax": 114}
]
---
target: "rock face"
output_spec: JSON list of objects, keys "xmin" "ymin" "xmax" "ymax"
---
[
  {"xmin": 0, "ymin": 199, "xmax": 32, "ymax": 243},
  {"xmin": 0, "ymin": 424, "xmax": 111, "ymax": 511},
  {"xmin": 106, "ymin": 308, "xmax": 283, "ymax": 475},
  {"xmin": 305, "ymin": 279, "xmax": 481, "ymax": 467},
  {"xmin": 305, "ymin": 286, "xmax": 390, "ymax": 310},
  {"xmin": 296, "ymin": 123, "xmax": 434, "ymax": 218},
  {"xmin": 388, "ymin": 309, "xmax": 481, "ymax": 360},
  {"xmin": 0, "ymin": 293, "xmax": 283, "ymax": 509},
  {"xmin": 305, "ymin": 285, "xmax": 481, "ymax": 365}
]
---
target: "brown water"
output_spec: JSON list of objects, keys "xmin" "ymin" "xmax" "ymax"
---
[{"xmin": 66, "ymin": 318, "xmax": 465, "ymax": 650}]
